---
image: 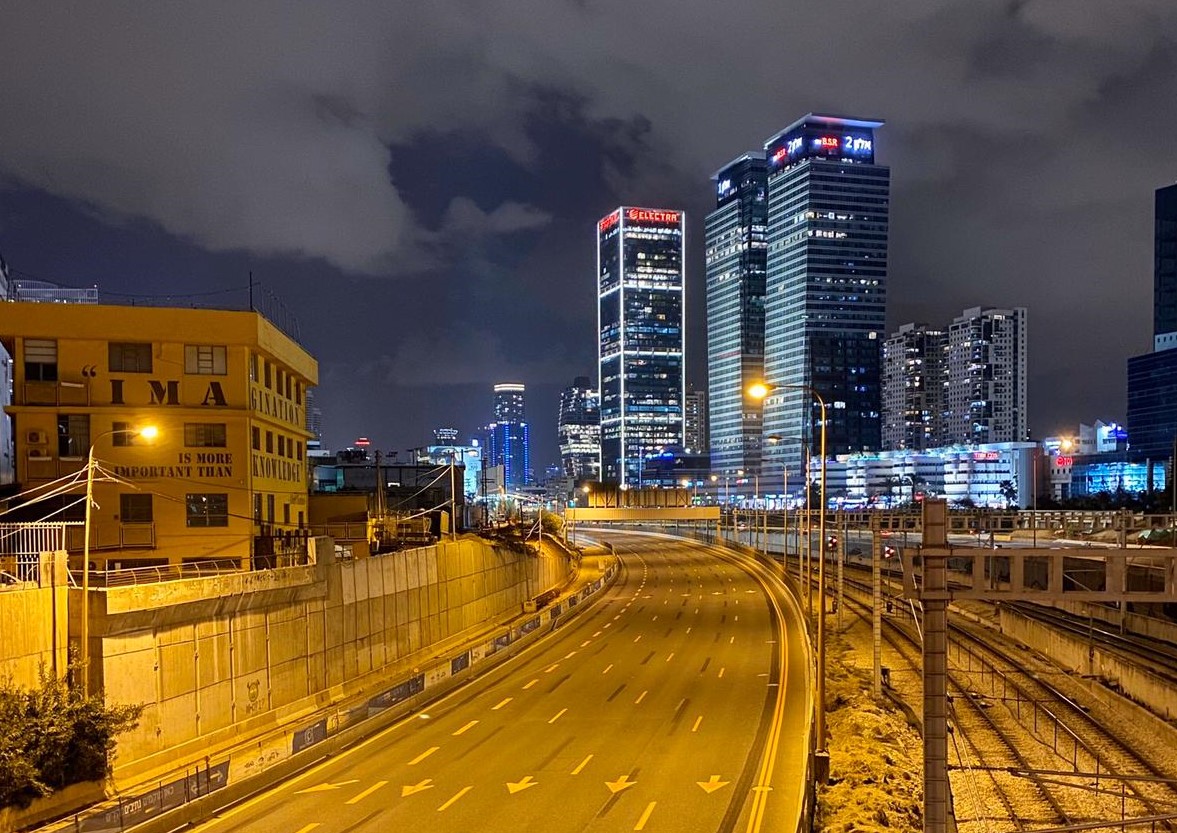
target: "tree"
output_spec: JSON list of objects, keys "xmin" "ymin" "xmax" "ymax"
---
[
  {"xmin": 0, "ymin": 662, "xmax": 143, "ymax": 808},
  {"xmin": 998, "ymin": 479, "xmax": 1018, "ymax": 508}
]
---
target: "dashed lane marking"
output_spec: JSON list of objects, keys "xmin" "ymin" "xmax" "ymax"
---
[
  {"xmin": 492, "ymin": 698, "xmax": 512, "ymax": 711},
  {"xmin": 345, "ymin": 780, "xmax": 388, "ymax": 805},
  {"xmin": 437, "ymin": 786, "xmax": 472, "ymax": 811},
  {"xmin": 409, "ymin": 747, "xmax": 439, "ymax": 765}
]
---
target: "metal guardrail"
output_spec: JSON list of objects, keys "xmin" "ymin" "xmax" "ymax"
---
[{"xmin": 70, "ymin": 559, "xmax": 246, "ymax": 588}]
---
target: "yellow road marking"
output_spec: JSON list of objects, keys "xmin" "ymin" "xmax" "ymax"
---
[
  {"xmin": 634, "ymin": 690, "xmax": 647, "ymax": 704},
  {"xmin": 580, "ymin": 639, "xmax": 592, "ymax": 647},
  {"xmin": 293, "ymin": 825, "xmax": 320, "ymax": 833},
  {"xmin": 603, "ymin": 663, "xmax": 613, "ymax": 674},
  {"xmin": 719, "ymin": 667, "xmax": 725, "ymax": 678},
  {"xmin": 548, "ymin": 708, "xmax": 568, "ymax": 724},
  {"xmin": 571, "ymin": 754, "xmax": 593, "ymax": 775},
  {"xmin": 665, "ymin": 652, "xmax": 674, "ymax": 662},
  {"xmin": 523, "ymin": 679, "xmax": 539, "ymax": 689},
  {"xmin": 492, "ymin": 697, "xmax": 512, "ymax": 710},
  {"xmin": 545, "ymin": 663, "xmax": 560, "ymax": 673},
  {"xmin": 409, "ymin": 746, "xmax": 439, "ymax": 765},
  {"xmin": 730, "ymin": 636, "xmax": 735, "ymax": 644},
  {"xmin": 593, "ymin": 630, "xmax": 602, "ymax": 637},
  {"xmin": 437, "ymin": 786, "xmax": 472, "ymax": 811},
  {"xmin": 345, "ymin": 780, "xmax": 387, "ymax": 804},
  {"xmin": 633, "ymin": 635, "xmax": 642, "ymax": 643},
  {"xmin": 564, "ymin": 651, "xmax": 578, "ymax": 659},
  {"xmin": 692, "ymin": 715, "xmax": 703, "ymax": 732},
  {"xmin": 652, "ymin": 615, "xmax": 658, "ymax": 621},
  {"xmin": 452, "ymin": 720, "xmax": 478, "ymax": 736},
  {"xmin": 634, "ymin": 801, "xmax": 657, "ymax": 830},
  {"xmin": 686, "ymin": 626, "xmax": 692, "ymax": 634}
]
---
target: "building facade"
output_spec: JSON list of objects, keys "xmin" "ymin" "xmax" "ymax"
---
[
  {"xmin": 705, "ymin": 152, "xmax": 768, "ymax": 476},
  {"xmin": 881, "ymin": 323, "xmax": 947, "ymax": 451},
  {"xmin": 684, "ymin": 386, "xmax": 709, "ymax": 454},
  {"xmin": 1155, "ymin": 183, "xmax": 1177, "ymax": 346},
  {"xmin": 760, "ymin": 115, "xmax": 889, "ymax": 478},
  {"xmin": 482, "ymin": 383, "xmax": 530, "ymax": 489},
  {"xmin": 0, "ymin": 302, "xmax": 317, "ymax": 568},
  {"xmin": 557, "ymin": 376, "xmax": 600, "ymax": 481},
  {"xmin": 597, "ymin": 207, "xmax": 686, "ymax": 486},
  {"xmin": 944, "ymin": 307, "xmax": 1028, "ymax": 445}
]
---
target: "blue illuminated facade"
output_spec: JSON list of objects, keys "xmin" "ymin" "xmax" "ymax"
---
[
  {"xmin": 598, "ymin": 207, "xmax": 686, "ymax": 487},
  {"xmin": 482, "ymin": 383, "xmax": 531, "ymax": 489},
  {"xmin": 761, "ymin": 114, "xmax": 889, "ymax": 478},
  {"xmin": 706, "ymin": 152, "xmax": 768, "ymax": 477}
]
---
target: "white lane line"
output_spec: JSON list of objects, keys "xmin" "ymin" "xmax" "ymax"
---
[
  {"xmin": 492, "ymin": 698, "xmax": 512, "ymax": 711},
  {"xmin": 437, "ymin": 786, "xmax": 472, "ymax": 811},
  {"xmin": 564, "ymin": 651, "xmax": 578, "ymax": 659},
  {"xmin": 665, "ymin": 652, "xmax": 674, "ymax": 663},
  {"xmin": 409, "ymin": 747, "xmax": 439, "ymax": 765},
  {"xmin": 593, "ymin": 631, "xmax": 603, "ymax": 637},
  {"xmin": 572, "ymin": 754, "xmax": 593, "ymax": 775},
  {"xmin": 580, "ymin": 640, "xmax": 592, "ymax": 648},
  {"xmin": 545, "ymin": 663, "xmax": 560, "ymax": 673},
  {"xmin": 346, "ymin": 780, "xmax": 388, "ymax": 805}
]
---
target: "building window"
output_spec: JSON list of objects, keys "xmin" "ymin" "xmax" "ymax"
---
[
  {"xmin": 112, "ymin": 421, "xmax": 149, "ymax": 447},
  {"xmin": 251, "ymin": 426, "xmax": 261, "ymax": 451},
  {"xmin": 283, "ymin": 503, "xmax": 290, "ymax": 525},
  {"xmin": 253, "ymin": 493, "xmax": 262, "ymax": 522},
  {"xmin": 120, "ymin": 493, "xmax": 153, "ymax": 523},
  {"xmin": 295, "ymin": 383, "xmax": 302, "ymax": 405},
  {"xmin": 265, "ymin": 431, "xmax": 274, "ymax": 454},
  {"xmin": 266, "ymin": 494, "xmax": 275, "ymax": 523},
  {"xmin": 249, "ymin": 353, "xmax": 258, "ymax": 383},
  {"xmin": 185, "ymin": 345, "xmax": 227, "ymax": 375},
  {"xmin": 184, "ymin": 423, "xmax": 227, "ymax": 447},
  {"xmin": 264, "ymin": 361, "xmax": 272, "ymax": 389},
  {"xmin": 296, "ymin": 441, "xmax": 303, "ymax": 461},
  {"xmin": 186, "ymin": 494, "xmax": 228, "ymax": 527},
  {"xmin": 24, "ymin": 339, "xmax": 58, "ymax": 382},
  {"xmin": 278, "ymin": 435, "xmax": 285, "ymax": 457},
  {"xmin": 57, "ymin": 414, "xmax": 89, "ymax": 458},
  {"xmin": 109, "ymin": 342, "xmax": 153, "ymax": 373},
  {"xmin": 277, "ymin": 370, "xmax": 285, "ymax": 397},
  {"xmin": 285, "ymin": 375, "xmax": 292, "ymax": 400}
]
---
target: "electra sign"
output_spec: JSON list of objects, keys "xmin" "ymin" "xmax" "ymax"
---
[{"xmin": 626, "ymin": 208, "xmax": 680, "ymax": 225}]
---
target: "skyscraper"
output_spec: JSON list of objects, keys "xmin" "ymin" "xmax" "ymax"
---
[
  {"xmin": 760, "ymin": 115, "xmax": 889, "ymax": 478},
  {"xmin": 483, "ymin": 383, "xmax": 530, "ymax": 489},
  {"xmin": 1155, "ymin": 184, "xmax": 1177, "ymax": 349},
  {"xmin": 881, "ymin": 323, "xmax": 947, "ymax": 451},
  {"xmin": 597, "ymin": 206, "xmax": 685, "ymax": 486},
  {"xmin": 557, "ymin": 376, "xmax": 601, "ymax": 481},
  {"xmin": 944, "ymin": 307, "xmax": 1028, "ymax": 445},
  {"xmin": 705, "ymin": 152, "xmax": 767, "ymax": 475},
  {"xmin": 683, "ymin": 386, "xmax": 709, "ymax": 453}
]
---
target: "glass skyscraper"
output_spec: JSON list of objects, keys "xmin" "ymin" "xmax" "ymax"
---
[
  {"xmin": 483, "ymin": 383, "xmax": 530, "ymax": 489},
  {"xmin": 705, "ymin": 152, "xmax": 767, "ymax": 476},
  {"xmin": 597, "ymin": 206, "xmax": 685, "ymax": 486},
  {"xmin": 557, "ymin": 376, "xmax": 601, "ymax": 481},
  {"xmin": 760, "ymin": 114, "xmax": 889, "ymax": 478}
]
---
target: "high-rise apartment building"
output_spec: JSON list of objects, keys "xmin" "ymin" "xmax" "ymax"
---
[
  {"xmin": 705, "ymin": 153, "xmax": 768, "ymax": 475},
  {"xmin": 944, "ymin": 307, "xmax": 1028, "ymax": 445},
  {"xmin": 483, "ymin": 383, "xmax": 530, "ymax": 489},
  {"xmin": 557, "ymin": 376, "xmax": 601, "ymax": 481},
  {"xmin": 1128, "ymin": 183, "xmax": 1177, "ymax": 463},
  {"xmin": 597, "ymin": 207, "xmax": 685, "ymax": 486},
  {"xmin": 881, "ymin": 323, "xmax": 947, "ymax": 451},
  {"xmin": 760, "ymin": 115, "xmax": 889, "ymax": 477},
  {"xmin": 684, "ymin": 386, "xmax": 709, "ymax": 453},
  {"xmin": 305, "ymin": 387, "xmax": 323, "ymax": 449}
]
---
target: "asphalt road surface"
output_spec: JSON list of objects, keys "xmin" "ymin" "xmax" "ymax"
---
[{"xmin": 191, "ymin": 531, "xmax": 811, "ymax": 833}]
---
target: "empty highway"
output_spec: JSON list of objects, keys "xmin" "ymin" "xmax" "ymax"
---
[{"xmin": 189, "ymin": 532, "xmax": 812, "ymax": 833}]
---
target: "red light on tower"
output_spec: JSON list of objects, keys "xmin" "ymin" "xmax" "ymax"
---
[{"xmin": 354, "ymin": 437, "xmax": 371, "ymax": 447}]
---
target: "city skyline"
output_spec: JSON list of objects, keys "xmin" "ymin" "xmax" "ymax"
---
[{"xmin": 2, "ymin": 5, "xmax": 1176, "ymax": 467}]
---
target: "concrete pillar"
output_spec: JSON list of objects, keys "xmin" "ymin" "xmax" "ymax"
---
[
  {"xmin": 872, "ymin": 531, "xmax": 881, "ymax": 699},
  {"xmin": 921, "ymin": 500, "xmax": 950, "ymax": 833}
]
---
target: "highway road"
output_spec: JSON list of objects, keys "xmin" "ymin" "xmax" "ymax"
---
[{"xmin": 190, "ymin": 532, "xmax": 812, "ymax": 833}]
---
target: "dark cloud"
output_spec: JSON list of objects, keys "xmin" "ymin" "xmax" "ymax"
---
[{"xmin": 2, "ymin": 1, "xmax": 1177, "ymax": 457}]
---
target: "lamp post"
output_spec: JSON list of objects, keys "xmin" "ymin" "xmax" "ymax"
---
[
  {"xmin": 750, "ymin": 381, "xmax": 829, "ymax": 758},
  {"xmin": 81, "ymin": 424, "xmax": 158, "ymax": 694}
]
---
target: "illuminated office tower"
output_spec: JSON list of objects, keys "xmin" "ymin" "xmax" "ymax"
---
[
  {"xmin": 705, "ymin": 152, "xmax": 768, "ymax": 475},
  {"xmin": 597, "ymin": 207, "xmax": 685, "ymax": 486},
  {"xmin": 483, "ymin": 383, "xmax": 530, "ymax": 488},
  {"xmin": 558, "ymin": 376, "xmax": 601, "ymax": 480},
  {"xmin": 684, "ymin": 386, "xmax": 709, "ymax": 453},
  {"xmin": 944, "ymin": 307, "xmax": 1028, "ymax": 445},
  {"xmin": 761, "ymin": 114, "xmax": 889, "ymax": 478}
]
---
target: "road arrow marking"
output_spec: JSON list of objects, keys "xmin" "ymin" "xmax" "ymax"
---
[
  {"xmin": 346, "ymin": 780, "xmax": 388, "ymax": 804},
  {"xmin": 606, "ymin": 774, "xmax": 637, "ymax": 794},
  {"xmin": 401, "ymin": 779, "xmax": 434, "ymax": 797},
  {"xmin": 697, "ymin": 775, "xmax": 730, "ymax": 794},
  {"xmin": 507, "ymin": 775, "xmax": 538, "ymax": 794},
  {"xmin": 296, "ymin": 780, "xmax": 359, "ymax": 794}
]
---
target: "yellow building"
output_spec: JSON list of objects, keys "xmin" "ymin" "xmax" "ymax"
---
[{"xmin": 1, "ymin": 302, "xmax": 318, "ymax": 569}]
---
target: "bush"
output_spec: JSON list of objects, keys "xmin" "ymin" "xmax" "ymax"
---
[{"xmin": 0, "ymin": 662, "xmax": 143, "ymax": 808}]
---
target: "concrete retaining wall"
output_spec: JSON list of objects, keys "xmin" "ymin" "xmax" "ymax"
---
[
  {"xmin": 95, "ymin": 536, "xmax": 571, "ymax": 777},
  {"xmin": 0, "ymin": 551, "xmax": 69, "ymax": 686},
  {"xmin": 999, "ymin": 609, "xmax": 1177, "ymax": 720}
]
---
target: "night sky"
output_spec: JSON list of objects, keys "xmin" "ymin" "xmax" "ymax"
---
[{"xmin": 2, "ymin": 2, "xmax": 1176, "ymax": 471}]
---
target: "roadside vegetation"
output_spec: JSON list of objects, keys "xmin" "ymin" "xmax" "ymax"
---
[{"xmin": 0, "ymin": 662, "xmax": 142, "ymax": 808}]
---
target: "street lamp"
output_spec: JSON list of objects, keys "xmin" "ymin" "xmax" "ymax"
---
[
  {"xmin": 750, "ymin": 381, "xmax": 829, "ymax": 758},
  {"xmin": 82, "ymin": 424, "xmax": 159, "ymax": 694}
]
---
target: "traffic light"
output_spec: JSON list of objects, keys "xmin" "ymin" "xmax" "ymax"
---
[
  {"xmin": 883, "ymin": 545, "xmax": 897, "ymax": 559},
  {"xmin": 826, "ymin": 534, "xmax": 838, "ymax": 552}
]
